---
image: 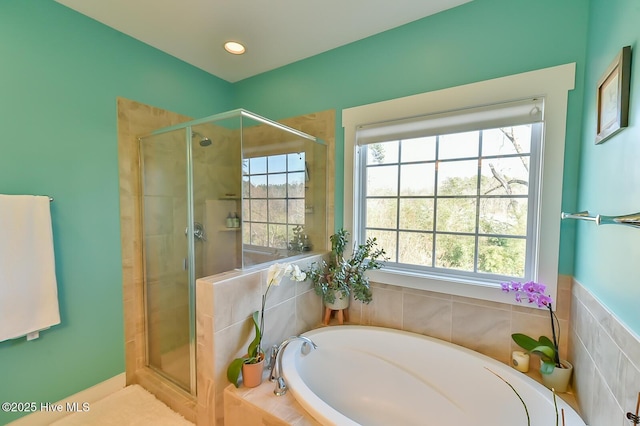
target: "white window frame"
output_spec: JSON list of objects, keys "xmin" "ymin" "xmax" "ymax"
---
[{"xmin": 342, "ymin": 64, "xmax": 575, "ymax": 306}]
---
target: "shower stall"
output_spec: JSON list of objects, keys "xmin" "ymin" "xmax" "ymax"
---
[{"xmin": 137, "ymin": 109, "xmax": 327, "ymax": 394}]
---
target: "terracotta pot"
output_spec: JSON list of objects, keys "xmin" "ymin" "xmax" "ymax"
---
[
  {"xmin": 325, "ymin": 290, "xmax": 349, "ymax": 310},
  {"xmin": 242, "ymin": 357, "xmax": 265, "ymax": 388},
  {"xmin": 541, "ymin": 359, "xmax": 573, "ymax": 393}
]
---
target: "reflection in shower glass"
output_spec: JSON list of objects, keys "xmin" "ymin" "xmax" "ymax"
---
[{"xmin": 243, "ymin": 151, "xmax": 306, "ymax": 252}]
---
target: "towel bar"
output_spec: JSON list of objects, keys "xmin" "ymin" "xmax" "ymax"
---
[{"xmin": 561, "ymin": 211, "xmax": 640, "ymax": 229}]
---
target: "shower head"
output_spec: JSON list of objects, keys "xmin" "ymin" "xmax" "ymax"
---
[{"xmin": 192, "ymin": 131, "xmax": 212, "ymax": 147}]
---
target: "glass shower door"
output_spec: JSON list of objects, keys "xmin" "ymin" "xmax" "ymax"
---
[{"xmin": 139, "ymin": 128, "xmax": 192, "ymax": 392}]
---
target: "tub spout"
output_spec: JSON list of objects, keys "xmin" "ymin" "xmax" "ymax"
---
[
  {"xmin": 268, "ymin": 344, "xmax": 279, "ymax": 382},
  {"xmin": 274, "ymin": 376, "xmax": 288, "ymax": 397},
  {"xmin": 271, "ymin": 335, "xmax": 317, "ymax": 396}
]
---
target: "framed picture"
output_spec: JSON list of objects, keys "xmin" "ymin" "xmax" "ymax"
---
[{"xmin": 595, "ymin": 45, "xmax": 631, "ymax": 144}]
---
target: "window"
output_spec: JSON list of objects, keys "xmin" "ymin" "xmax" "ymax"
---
[
  {"xmin": 242, "ymin": 152, "xmax": 306, "ymax": 249},
  {"xmin": 356, "ymin": 98, "xmax": 544, "ymax": 283},
  {"xmin": 359, "ymin": 112, "xmax": 542, "ymax": 283},
  {"xmin": 342, "ymin": 64, "xmax": 576, "ymax": 305}
]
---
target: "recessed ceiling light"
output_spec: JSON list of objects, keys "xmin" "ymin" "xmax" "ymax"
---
[{"xmin": 224, "ymin": 41, "xmax": 246, "ymax": 55}]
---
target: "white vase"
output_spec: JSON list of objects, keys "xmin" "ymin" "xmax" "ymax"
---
[
  {"xmin": 325, "ymin": 290, "xmax": 349, "ymax": 310},
  {"xmin": 541, "ymin": 359, "xmax": 573, "ymax": 393}
]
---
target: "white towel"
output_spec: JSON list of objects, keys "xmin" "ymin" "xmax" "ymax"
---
[{"xmin": 0, "ymin": 194, "xmax": 60, "ymax": 342}]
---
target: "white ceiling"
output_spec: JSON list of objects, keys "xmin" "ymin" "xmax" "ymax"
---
[{"xmin": 55, "ymin": 0, "xmax": 471, "ymax": 83}]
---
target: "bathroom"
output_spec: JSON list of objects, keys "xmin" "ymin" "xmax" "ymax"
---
[{"xmin": 1, "ymin": 0, "xmax": 639, "ymax": 425}]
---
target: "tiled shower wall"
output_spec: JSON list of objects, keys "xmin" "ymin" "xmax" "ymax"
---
[
  {"xmin": 118, "ymin": 97, "xmax": 197, "ymax": 421},
  {"xmin": 140, "ymin": 131, "xmax": 192, "ymax": 367},
  {"xmin": 570, "ymin": 280, "xmax": 640, "ymax": 426}
]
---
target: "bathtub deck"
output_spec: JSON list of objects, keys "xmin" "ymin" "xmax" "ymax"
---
[
  {"xmin": 224, "ymin": 381, "xmax": 321, "ymax": 426},
  {"xmin": 521, "ymin": 368, "xmax": 580, "ymax": 414}
]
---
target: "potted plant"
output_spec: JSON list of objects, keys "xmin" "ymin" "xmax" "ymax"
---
[
  {"xmin": 502, "ymin": 281, "xmax": 573, "ymax": 392},
  {"xmin": 305, "ymin": 228, "xmax": 387, "ymax": 310},
  {"xmin": 226, "ymin": 263, "xmax": 306, "ymax": 388},
  {"xmin": 226, "ymin": 310, "xmax": 264, "ymax": 388}
]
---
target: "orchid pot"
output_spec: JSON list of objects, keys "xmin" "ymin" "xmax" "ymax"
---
[
  {"xmin": 226, "ymin": 263, "xmax": 306, "ymax": 388},
  {"xmin": 226, "ymin": 311, "xmax": 264, "ymax": 387},
  {"xmin": 540, "ymin": 359, "xmax": 573, "ymax": 393},
  {"xmin": 241, "ymin": 354, "xmax": 265, "ymax": 388}
]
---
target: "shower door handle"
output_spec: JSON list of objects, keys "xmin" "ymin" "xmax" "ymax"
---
[{"xmin": 185, "ymin": 222, "xmax": 207, "ymax": 241}]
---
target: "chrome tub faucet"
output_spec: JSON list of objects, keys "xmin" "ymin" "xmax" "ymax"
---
[{"xmin": 269, "ymin": 335, "xmax": 317, "ymax": 396}]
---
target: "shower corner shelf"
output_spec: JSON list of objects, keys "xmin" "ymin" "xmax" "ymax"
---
[{"xmin": 219, "ymin": 227, "xmax": 241, "ymax": 232}]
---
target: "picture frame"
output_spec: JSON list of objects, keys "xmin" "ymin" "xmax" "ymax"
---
[{"xmin": 595, "ymin": 45, "xmax": 631, "ymax": 144}]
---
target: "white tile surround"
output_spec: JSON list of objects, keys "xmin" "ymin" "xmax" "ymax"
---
[
  {"xmin": 570, "ymin": 280, "xmax": 640, "ymax": 426},
  {"xmin": 217, "ymin": 271, "xmax": 575, "ymax": 424},
  {"xmin": 210, "ymin": 264, "xmax": 639, "ymax": 426}
]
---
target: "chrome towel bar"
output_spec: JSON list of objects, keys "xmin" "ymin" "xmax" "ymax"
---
[{"xmin": 561, "ymin": 211, "xmax": 640, "ymax": 229}]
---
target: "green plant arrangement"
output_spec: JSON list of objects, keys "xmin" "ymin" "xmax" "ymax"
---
[
  {"xmin": 305, "ymin": 228, "xmax": 387, "ymax": 305},
  {"xmin": 226, "ymin": 262, "xmax": 307, "ymax": 387},
  {"xmin": 502, "ymin": 281, "xmax": 562, "ymax": 374}
]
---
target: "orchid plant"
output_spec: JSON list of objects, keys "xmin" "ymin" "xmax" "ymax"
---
[
  {"xmin": 227, "ymin": 262, "xmax": 307, "ymax": 387},
  {"xmin": 502, "ymin": 280, "xmax": 562, "ymax": 374}
]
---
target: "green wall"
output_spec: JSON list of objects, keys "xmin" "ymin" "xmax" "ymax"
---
[
  {"xmin": 8, "ymin": 0, "xmax": 633, "ymax": 423},
  {"xmin": 0, "ymin": 0, "xmax": 233, "ymax": 423},
  {"xmin": 234, "ymin": 0, "xmax": 589, "ymax": 275},
  {"xmin": 574, "ymin": 0, "xmax": 640, "ymax": 333}
]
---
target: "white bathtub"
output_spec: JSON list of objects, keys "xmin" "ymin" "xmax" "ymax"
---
[{"xmin": 281, "ymin": 326, "xmax": 586, "ymax": 426}]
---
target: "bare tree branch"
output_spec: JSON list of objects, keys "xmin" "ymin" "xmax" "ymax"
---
[
  {"xmin": 484, "ymin": 179, "xmax": 528, "ymax": 195},
  {"xmin": 500, "ymin": 128, "xmax": 529, "ymax": 172},
  {"xmin": 489, "ymin": 163, "xmax": 512, "ymax": 195}
]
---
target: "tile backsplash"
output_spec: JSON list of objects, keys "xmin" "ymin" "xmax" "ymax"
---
[
  {"xmin": 349, "ymin": 276, "xmax": 572, "ymax": 366},
  {"xmin": 570, "ymin": 279, "xmax": 640, "ymax": 426}
]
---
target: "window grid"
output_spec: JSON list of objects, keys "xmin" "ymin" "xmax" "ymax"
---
[
  {"xmin": 473, "ymin": 130, "xmax": 484, "ymax": 273},
  {"xmin": 432, "ymin": 135, "xmax": 440, "ymax": 268},
  {"xmin": 363, "ymin": 126, "xmax": 533, "ymax": 278}
]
